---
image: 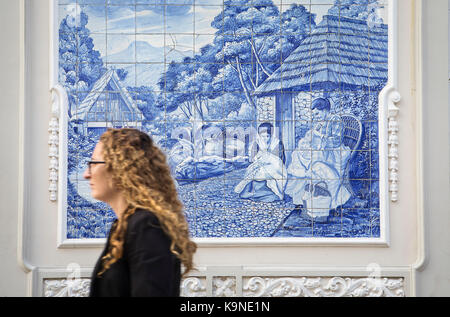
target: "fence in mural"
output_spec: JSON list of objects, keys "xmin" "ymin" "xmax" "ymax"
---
[{"xmin": 60, "ymin": 0, "xmax": 388, "ymax": 239}]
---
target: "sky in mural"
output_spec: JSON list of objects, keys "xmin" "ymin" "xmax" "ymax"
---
[
  {"xmin": 60, "ymin": 0, "xmax": 388, "ymax": 240},
  {"xmin": 62, "ymin": 1, "xmax": 334, "ymax": 54}
]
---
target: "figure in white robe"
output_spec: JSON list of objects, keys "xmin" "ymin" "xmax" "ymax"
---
[
  {"xmin": 234, "ymin": 123, "xmax": 287, "ymax": 202},
  {"xmin": 285, "ymin": 98, "xmax": 352, "ymax": 217}
]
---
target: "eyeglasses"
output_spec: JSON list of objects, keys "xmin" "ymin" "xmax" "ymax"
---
[{"xmin": 87, "ymin": 160, "xmax": 105, "ymax": 174}]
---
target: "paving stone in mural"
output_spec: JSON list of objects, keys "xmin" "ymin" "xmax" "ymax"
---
[{"xmin": 59, "ymin": 0, "xmax": 388, "ymax": 239}]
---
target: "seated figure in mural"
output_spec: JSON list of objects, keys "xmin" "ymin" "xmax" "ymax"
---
[
  {"xmin": 234, "ymin": 122, "xmax": 287, "ymax": 202},
  {"xmin": 201, "ymin": 124, "xmax": 224, "ymax": 157},
  {"xmin": 168, "ymin": 138, "xmax": 193, "ymax": 175},
  {"xmin": 251, "ymin": 122, "xmax": 286, "ymax": 165},
  {"xmin": 285, "ymin": 98, "xmax": 352, "ymax": 217}
]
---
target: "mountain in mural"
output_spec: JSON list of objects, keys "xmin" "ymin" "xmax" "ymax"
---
[{"xmin": 106, "ymin": 40, "xmax": 194, "ymax": 88}]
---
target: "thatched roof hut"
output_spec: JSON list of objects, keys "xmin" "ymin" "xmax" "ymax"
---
[{"xmin": 255, "ymin": 15, "xmax": 388, "ymax": 96}]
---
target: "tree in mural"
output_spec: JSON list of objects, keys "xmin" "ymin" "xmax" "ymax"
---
[
  {"xmin": 211, "ymin": 0, "xmax": 278, "ymax": 109},
  {"xmin": 211, "ymin": 0, "xmax": 316, "ymax": 109},
  {"xmin": 127, "ymin": 86, "xmax": 157, "ymax": 120},
  {"xmin": 153, "ymin": 0, "xmax": 318, "ymax": 168},
  {"xmin": 281, "ymin": 4, "xmax": 317, "ymax": 58},
  {"xmin": 59, "ymin": 11, "xmax": 106, "ymax": 118},
  {"xmin": 158, "ymin": 57, "xmax": 213, "ymax": 121},
  {"xmin": 328, "ymin": 0, "xmax": 383, "ymax": 24},
  {"xmin": 158, "ymin": 0, "xmax": 316, "ymax": 119},
  {"xmin": 156, "ymin": 38, "xmax": 229, "ymax": 123}
]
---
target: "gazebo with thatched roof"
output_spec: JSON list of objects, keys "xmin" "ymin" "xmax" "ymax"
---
[{"xmin": 254, "ymin": 14, "xmax": 388, "ymax": 162}]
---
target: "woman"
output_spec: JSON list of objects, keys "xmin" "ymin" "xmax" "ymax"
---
[
  {"xmin": 285, "ymin": 98, "xmax": 352, "ymax": 214},
  {"xmin": 84, "ymin": 128, "xmax": 197, "ymax": 297},
  {"xmin": 234, "ymin": 123, "xmax": 287, "ymax": 202}
]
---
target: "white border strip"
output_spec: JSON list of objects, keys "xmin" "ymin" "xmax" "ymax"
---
[
  {"xmin": 411, "ymin": 0, "xmax": 427, "ymax": 296},
  {"xmin": 54, "ymin": 0, "xmax": 398, "ymax": 248},
  {"xmin": 49, "ymin": 0, "xmax": 70, "ymax": 248},
  {"xmin": 18, "ymin": 0, "xmax": 39, "ymax": 296}
]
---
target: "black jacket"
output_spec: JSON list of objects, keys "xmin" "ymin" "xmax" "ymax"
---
[{"xmin": 89, "ymin": 209, "xmax": 181, "ymax": 297}]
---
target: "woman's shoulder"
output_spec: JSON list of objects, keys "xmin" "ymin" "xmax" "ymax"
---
[
  {"xmin": 127, "ymin": 209, "xmax": 161, "ymax": 231},
  {"xmin": 124, "ymin": 209, "xmax": 172, "ymax": 254}
]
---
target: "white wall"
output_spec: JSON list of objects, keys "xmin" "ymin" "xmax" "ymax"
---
[
  {"xmin": 0, "ymin": 0, "xmax": 448, "ymax": 296},
  {"xmin": 0, "ymin": 0, "xmax": 27, "ymax": 296},
  {"xmin": 415, "ymin": 0, "xmax": 450, "ymax": 296}
]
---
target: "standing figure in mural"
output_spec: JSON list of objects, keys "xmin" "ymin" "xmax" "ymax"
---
[
  {"xmin": 85, "ymin": 128, "xmax": 197, "ymax": 296},
  {"xmin": 234, "ymin": 122, "xmax": 287, "ymax": 202},
  {"xmin": 285, "ymin": 98, "xmax": 352, "ymax": 218}
]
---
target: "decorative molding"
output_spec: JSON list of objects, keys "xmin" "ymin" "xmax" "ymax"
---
[
  {"xmin": 180, "ymin": 277, "xmax": 207, "ymax": 297},
  {"xmin": 42, "ymin": 275, "xmax": 405, "ymax": 297},
  {"xmin": 36, "ymin": 264, "xmax": 412, "ymax": 297},
  {"xmin": 387, "ymin": 90, "xmax": 401, "ymax": 202},
  {"xmin": 243, "ymin": 276, "xmax": 405, "ymax": 297},
  {"xmin": 49, "ymin": 0, "xmax": 67, "ymax": 203},
  {"xmin": 44, "ymin": 278, "xmax": 91, "ymax": 297},
  {"xmin": 213, "ymin": 277, "xmax": 237, "ymax": 297},
  {"xmin": 48, "ymin": 85, "xmax": 64, "ymax": 201}
]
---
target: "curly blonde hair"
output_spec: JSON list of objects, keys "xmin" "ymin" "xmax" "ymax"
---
[{"xmin": 97, "ymin": 128, "xmax": 197, "ymax": 277}]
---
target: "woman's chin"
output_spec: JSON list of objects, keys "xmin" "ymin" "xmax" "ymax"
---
[{"xmin": 90, "ymin": 192, "xmax": 104, "ymax": 202}]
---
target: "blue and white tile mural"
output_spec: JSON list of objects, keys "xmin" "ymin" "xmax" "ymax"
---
[{"xmin": 60, "ymin": 0, "xmax": 388, "ymax": 239}]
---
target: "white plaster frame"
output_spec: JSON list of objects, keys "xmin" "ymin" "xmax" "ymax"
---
[{"xmin": 50, "ymin": 0, "xmax": 400, "ymax": 248}]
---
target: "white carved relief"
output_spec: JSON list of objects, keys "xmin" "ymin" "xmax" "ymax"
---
[
  {"xmin": 387, "ymin": 90, "xmax": 401, "ymax": 202},
  {"xmin": 243, "ymin": 276, "xmax": 405, "ymax": 297},
  {"xmin": 48, "ymin": 87, "xmax": 60, "ymax": 202},
  {"xmin": 180, "ymin": 277, "xmax": 207, "ymax": 297},
  {"xmin": 213, "ymin": 277, "xmax": 236, "ymax": 297},
  {"xmin": 48, "ymin": 84, "xmax": 67, "ymax": 202},
  {"xmin": 44, "ymin": 278, "xmax": 91, "ymax": 297},
  {"xmin": 43, "ymin": 275, "xmax": 404, "ymax": 297}
]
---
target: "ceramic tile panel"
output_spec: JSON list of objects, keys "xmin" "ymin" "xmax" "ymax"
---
[{"xmin": 59, "ymin": 0, "xmax": 388, "ymax": 240}]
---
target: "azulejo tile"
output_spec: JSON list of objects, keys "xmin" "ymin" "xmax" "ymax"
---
[
  {"xmin": 108, "ymin": 0, "xmax": 135, "ymax": 4},
  {"xmin": 165, "ymin": 8, "xmax": 194, "ymax": 33},
  {"xmin": 196, "ymin": 0, "xmax": 223, "ymax": 5},
  {"xmin": 79, "ymin": 0, "xmax": 105, "ymax": 5},
  {"xmin": 106, "ymin": 34, "xmax": 136, "ymax": 63},
  {"xmin": 60, "ymin": 0, "xmax": 388, "ymax": 239}
]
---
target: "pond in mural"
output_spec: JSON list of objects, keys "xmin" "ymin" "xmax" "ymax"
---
[{"xmin": 60, "ymin": 0, "xmax": 388, "ymax": 239}]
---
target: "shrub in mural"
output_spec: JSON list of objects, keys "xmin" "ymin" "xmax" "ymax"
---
[{"xmin": 60, "ymin": 0, "xmax": 387, "ymax": 239}]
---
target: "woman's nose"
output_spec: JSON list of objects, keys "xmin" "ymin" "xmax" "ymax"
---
[{"xmin": 83, "ymin": 168, "xmax": 90, "ymax": 180}]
